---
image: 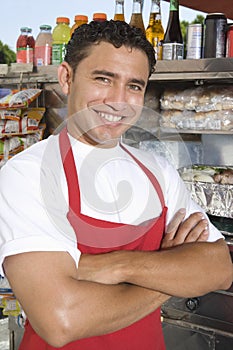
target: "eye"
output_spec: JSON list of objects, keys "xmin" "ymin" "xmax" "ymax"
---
[
  {"xmin": 95, "ymin": 76, "xmax": 111, "ymax": 84},
  {"xmin": 128, "ymin": 84, "xmax": 143, "ymax": 92}
]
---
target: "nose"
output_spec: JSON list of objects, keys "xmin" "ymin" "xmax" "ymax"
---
[{"xmin": 103, "ymin": 83, "xmax": 128, "ymax": 111}]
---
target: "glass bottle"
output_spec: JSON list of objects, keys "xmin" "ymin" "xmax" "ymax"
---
[
  {"xmin": 52, "ymin": 17, "xmax": 71, "ymax": 65},
  {"xmin": 114, "ymin": 0, "xmax": 125, "ymax": 21},
  {"xmin": 71, "ymin": 15, "xmax": 88, "ymax": 36},
  {"xmin": 129, "ymin": 0, "xmax": 145, "ymax": 33},
  {"xmin": 146, "ymin": 0, "xmax": 164, "ymax": 60},
  {"xmin": 16, "ymin": 27, "xmax": 34, "ymax": 64},
  {"xmin": 162, "ymin": 0, "xmax": 183, "ymax": 60},
  {"xmin": 34, "ymin": 25, "xmax": 52, "ymax": 66},
  {"xmin": 93, "ymin": 13, "xmax": 107, "ymax": 22}
]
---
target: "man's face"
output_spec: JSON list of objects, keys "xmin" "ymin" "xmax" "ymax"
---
[{"xmin": 65, "ymin": 41, "xmax": 149, "ymax": 147}]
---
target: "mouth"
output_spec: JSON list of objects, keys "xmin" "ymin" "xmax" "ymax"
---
[{"xmin": 98, "ymin": 111, "xmax": 124, "ymax": 123}]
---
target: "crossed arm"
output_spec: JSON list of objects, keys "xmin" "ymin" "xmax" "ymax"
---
[{"xmin": 3, "ymin": 211, "xmax": 233, "ymax": 347}]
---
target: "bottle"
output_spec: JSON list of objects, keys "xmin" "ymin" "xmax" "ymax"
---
[
  {"xmin": 52, "ymin": 17, "xmax": 71, "ymax": 65},
  {"xmin": 16, "ymin": 27, "xmax": 35, "ymax": 64},
  {"xmin": 71, "ymin": 15, "xmax": 88, "ymax": 36},
  {"xmin": 129, "ymin": 0, "xmax": 145, "ymax": 33},
  {"xmin": 146, "ymin": 0, "xmax": 164, "ymax": 60},
  {"xmin": 162, "ymin": 0, "xmax": 183, "ymax": 60},
  {"xmin": 93, "ymin": 13, "xmax": 107, "ymax": 22},
  {"xmin": 34, "ymin": 25, "xmax": 52, "ymax": 66},
  {"xmin": 114, "ymin": 0, "xmax": 125, "ymax": 21}
]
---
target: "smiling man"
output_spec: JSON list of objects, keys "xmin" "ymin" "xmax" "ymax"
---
[{"xmin": 0, "ymin": 20, "xmax": 232, "ymax": 350}]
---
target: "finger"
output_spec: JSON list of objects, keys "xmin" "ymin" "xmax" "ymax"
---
[
  {"xmin": 166, "ymin": 208, "xmax": 186, "ymax": 237},
  {"xmin": 179, "ymin": 217, "xmax": 209, "ymax": 244},
  {"xmin": 184, "ymin": 222, "xmax": 209, "ymax": 243},
  {"xmin": 172, "ymin": 212, "xmax": 206, "ymax": 244}
]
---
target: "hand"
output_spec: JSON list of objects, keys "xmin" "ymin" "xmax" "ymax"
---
[
  {"xmin": 161, "ymin": 209, "xmax": 209, "ymax": 249},
  {"xmin": 77, "ymin": 251, "xmax": 124, "ymax": 285}
]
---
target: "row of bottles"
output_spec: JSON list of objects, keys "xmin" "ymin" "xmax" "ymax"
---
[
  {"xmin": 16, "ymin": 0, "xmax": 184, "ymax": 66},
  {"xmin": 128, "ymin": 0, "xmax": 183, "ymax": 60}
]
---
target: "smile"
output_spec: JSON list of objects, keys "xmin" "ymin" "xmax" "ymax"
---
[{"xmin": 98, "ymin": 112, "xmax": 123, "ymax": 123}]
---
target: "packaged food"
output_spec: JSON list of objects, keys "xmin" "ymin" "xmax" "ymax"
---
[{"xmin": 0, "ymin": 89, "xmax": 42, "ymax": 109}]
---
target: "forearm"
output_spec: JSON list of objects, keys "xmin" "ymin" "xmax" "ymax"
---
[
  {"xmin": 60, "ymin": 279, "xmax": 170, "ymax": 343},
  {"xmin": 4, "ymin": 252, "xmax": 170, "ymax": 348},
  {"xmin": 79, "ymin": 240, "xmax": 232, "ymax": 298},
  {"xmin": 120, "ymin": 240, "xmax": 232, "ymax": 297}
]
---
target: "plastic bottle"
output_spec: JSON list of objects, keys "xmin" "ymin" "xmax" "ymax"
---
[
  {"xmin": 16, "ymin": 27, "xmax": 35, "ymax": 64},
  {"xmin": 114, "ymin": 0, "xmax": 125, "ymax": 21},
  {"xmin": 52, "ymin": 17, "xmax": 71, "ymax": 65},
  {"xmin": 129, "ymin": 0, "xmax": 145, "ymax": 33},
  {"xmin": 71, "ymin": 15, "xmax": 88, "ymax": 36},
  {"xmin": 93, "ymin": 13, "xmax": 107, "ymax": 22},
  {"xmin": 146, "ymin": 0, "xmax": 164, "ymax": 60},
  {"xmin": 162, "ymin": 0, "xmax": 183, "ymax": 60},
  {"xmin": 34, "ymin": 25, "xmax": 52, "ymax": 66}
]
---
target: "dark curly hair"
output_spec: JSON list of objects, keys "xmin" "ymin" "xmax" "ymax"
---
[{"xmin": 65, "ymin": 20, "xmax": 156, "ymax": 78}]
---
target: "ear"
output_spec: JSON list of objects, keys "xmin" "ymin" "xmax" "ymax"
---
[{"xmin": 58, "ymin": 62, "xmax": 73, "ymax": 95}]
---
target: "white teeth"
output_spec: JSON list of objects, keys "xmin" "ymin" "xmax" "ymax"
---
[{"xmin": 99, "ymin": 112, "xmax": 122, "ymax": 122}]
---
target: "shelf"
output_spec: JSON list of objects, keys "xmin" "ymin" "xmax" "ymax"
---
[
  {"xmin": 151, "ymin": 58, "xmax": 233, "ymax": 82},
  {"xmin": 159, "ymin": 128, "xmax": 233, "ymax": 135}
]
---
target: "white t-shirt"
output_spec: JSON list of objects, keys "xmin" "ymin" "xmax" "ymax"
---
[{"xmin": 0, "ymin": 133, "xmax": 223, "ymax": 277}]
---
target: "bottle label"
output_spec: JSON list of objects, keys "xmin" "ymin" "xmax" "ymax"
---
[
  {"xmin": 170, "ymin": 0, "xmax": 178, "ymax": 11},
  {"xmin": 34, "ymin": 45, "xmax": 52, "ymax": 66},
  {"xmin": 16, "ymin": 47, "xmax": 34, "ymax": 64},
  {"xmin": 52, "ymin": 44, "xmax": 67, "ymax": 65},
  {"xmin": 162, "ymin": 43, "xmax": 183, "ymax": 60}
]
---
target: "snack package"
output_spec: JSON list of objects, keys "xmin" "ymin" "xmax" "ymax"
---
[
  {"xmin": 0, "ymin": 89, "xmax": 42, "ymax": 109},
  {"xmin": 0, "ymin": 108, "xmax": 45, "ymax": 135}
]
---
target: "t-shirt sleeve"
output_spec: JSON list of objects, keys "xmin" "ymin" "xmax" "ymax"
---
[{"xmin": 0, "ymin": 153, "xmax": 80, "ymax": 277}]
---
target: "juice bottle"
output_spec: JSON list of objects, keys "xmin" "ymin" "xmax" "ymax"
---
[
  {"xmin": 71, "ymin": 15, "xmax": 88, "ymax": 36},
  {"xmin": 16, "ymin": 27, "xmax": 35, "ymax": 64},
  {"xmin": 52, "ymin": 17, "xmax": 71, "ymax": 65},
  {"xmin": 34, "ymin": 25, "xmax": 52, "ymax": 66}
]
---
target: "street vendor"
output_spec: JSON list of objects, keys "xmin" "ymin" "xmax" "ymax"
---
[{"xmin": 0, "ymin": 20, "xmax": 232, "ymax": 350}]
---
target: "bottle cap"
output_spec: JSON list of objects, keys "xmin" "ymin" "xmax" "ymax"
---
[
  {"xmin": 56, "ymin": 17, "xmax": 70, "ymax": 24},
  {"xmin": 93, "ymin": 13, "xmax": 107, "ymax": 21},
  {"xmin": 74, "ymin": 15, "xmax": 88, "ymax": 22},
  {"xmin": 39, "ymin": 24, "xmax": 52, "ymax": 31}
]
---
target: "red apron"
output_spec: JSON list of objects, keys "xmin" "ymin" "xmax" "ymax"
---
[{"xmin": 20, "ymin": 128, "xmax": 167, "ymax": 350}]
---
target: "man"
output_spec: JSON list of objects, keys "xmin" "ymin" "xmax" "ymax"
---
[{"xmin": 0, "ymin": 20, "xmax": 232, "ymax": 350}]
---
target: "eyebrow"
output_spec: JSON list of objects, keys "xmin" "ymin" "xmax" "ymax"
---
[{"xmin": 92, "ymin": 70, "xmax": 146, "ymax": 88}]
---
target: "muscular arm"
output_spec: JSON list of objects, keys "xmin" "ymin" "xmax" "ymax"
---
[
  {"xmin": 77, "ymin": 212, "xmax": 232, "ymax": 298},
  {"xmin": 78, "ymin": 239, "xmax": 232, "ymax": 298},
  {"xmin": 3, "ymin": 251, "xmax": 170, "ymax": 347}
]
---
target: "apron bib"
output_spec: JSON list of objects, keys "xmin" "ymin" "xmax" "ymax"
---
[{"xmin": 20, "ymin": 128, "xmax": 167, "ymax": 350}]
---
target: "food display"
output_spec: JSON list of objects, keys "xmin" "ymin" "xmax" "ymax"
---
[
  {"xmin": 0, "ymin": 89, "xmax": 46, "ymax": 167},
  {"xmin": 160, "ymin": 85, "xmax": 233, "ymax": 131},
  {"xmin": 179, "ymin": 165, "xmax": 233, "ymax": 218}
]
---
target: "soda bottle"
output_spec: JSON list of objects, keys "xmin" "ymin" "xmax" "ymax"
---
[
  {"xmin": 114, "ymin": 0, "xmax": 125, "ymax": 21},
  {"xmin": 93, "ymin": 13, "xmax": 107, "ymax": 22},
  {"xmin": 71, "ymin": 15, "xmax": 88, "ymax": 36},
  {"xmin": 16, "ymin": 27, "xmax": 35, "ymax": 64},
  {"xmin": 146, "ymin": 0, "xmax": 164, "ymax": 60},
  {"xmin": 34, "ymin": 25, "xmax": 52, "ymax": 66},
  {"xmin": 162, "ymin": 0, "xmax": 183, "ymax": 60},
  {"xmin": 52, "ymin": 17, "xmax": 71, "ymax": 65},
  {"xmin": 129, "ymin": 0, "xmax": 145, "ymax": 33}
]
